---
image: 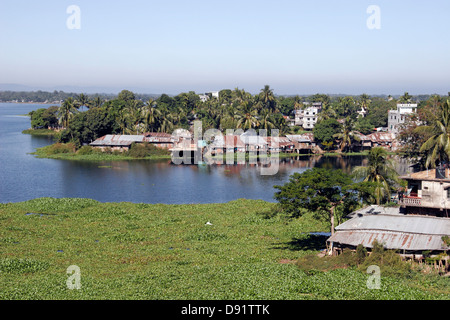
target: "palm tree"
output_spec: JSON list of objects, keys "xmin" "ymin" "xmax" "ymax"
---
[
  {"xmin": 333, "ymin": 117, "xmax": 360, "ymax": 152},
  {"xmin": 236, "ymin": 101, "xmax": 259, "ymax": 130},
  {"xmin": 158, "ymin": 107, "xmax": 174, "ymax": 133},
  {"xmin": 142, "ymin": 99, "xmax": 161, "ymax": 132},
  {"xmin": 117, "ymin": 108, "xmax": 130, "ymax": 135},
  {"xmin": 90, "ymin": 96, "xmax": 104, "ymax": 108},
  {"xmin": 317, "ymin": 102, "xmax": 337, "ymax": 122},
  {"xmin": 259, "ymin": 85, "xmax": 276, "ymax": 113},
  {"xmin": 57, "ymin": 97, "xmax": 79, "ymax": 128},
  {"xmin": 358, "ymin": 93, "xmax": 371, "ymax": 114},
  {"xmin": 76, "ymin": 93, "xmax": 90, "ymax": 110},
  {"xmin": 259, "ymin": 110, "xmax": 275, "ymax": 131},
  {"xmin": 415, "ymin": 99, "xmax": 450, "ymax": 168},
  {"xmin": 352, "ymin": 147, "xmax": 399, "ymax": 205}
]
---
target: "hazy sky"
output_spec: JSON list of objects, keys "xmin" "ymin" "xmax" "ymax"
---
[{"xmin": 1, "ymin": 0, "xmax": 449, "ymax": 95}]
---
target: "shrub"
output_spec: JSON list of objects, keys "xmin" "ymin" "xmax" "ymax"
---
[
  {"xmin": 126, "ymin": 143, "xmax": 170, "ymax": 158},
  {"xmin": 47, "ymin": 142, "xmax": 76, "ymax": 154},
  {"xmin": 356, "ymin": 244, "xmax": 368, "ymax": 264},
  {"xmin": 77, "ymin": 145, "xmax": 93, "ymax": 155}
]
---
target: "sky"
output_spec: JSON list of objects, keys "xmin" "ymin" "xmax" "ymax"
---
[{"xmin": 0, "ymin": 0, "xmax": 449, "ymax": 95}]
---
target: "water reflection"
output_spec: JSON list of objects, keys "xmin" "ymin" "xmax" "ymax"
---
[{"xmin": 0, "ymin": 103, "xmax": 410, "ymax": 204}]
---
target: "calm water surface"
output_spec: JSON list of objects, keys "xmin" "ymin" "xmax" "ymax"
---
[{"xmin": 0, "ymin": 103, "xmax": 370, "ymax": 204}]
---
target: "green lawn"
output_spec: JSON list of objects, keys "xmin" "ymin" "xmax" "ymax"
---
[{"xmin": 0, "ymin": 198, "xmax": 448, "ymax": 300}]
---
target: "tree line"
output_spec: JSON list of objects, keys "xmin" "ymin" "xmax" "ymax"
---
[{"xmin": 28, "ymin": 86, "xmax": 435, "ymax": 148}]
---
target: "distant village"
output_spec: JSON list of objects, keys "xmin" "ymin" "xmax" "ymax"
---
[{"xmin": 89, "ymin": 100, "xmax": 415, "ymax": 156}]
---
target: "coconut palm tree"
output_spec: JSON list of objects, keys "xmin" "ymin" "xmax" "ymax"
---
[
  {"xmin": 415, "ymin": 99, "xmax": 450, "ymax": 168},
  {"xmin": 333, "ymin": 117, "xmax": 360, "ymax": 152},
  {"xmin": 158, "ymin": 107, "xmax": 174, "ymax": 133},
  {"xmin": 259, "ymin": 85, "xmax": 276, "ymax": 113},
  {"xmin": 236, "ymin": 101, "xmax": 259, "ymax": 130},
  {"xmin": 90, "ymin": 96, "xmax": 104, "ymax": 108},
  {"xmin": 358, "ymin": 93, "xmax": 371, "ymax": 114},
  {"xmin": 259, "ymin": 110, "xmax": 275, "ymax": 131},
  {"xmin": 142, "ymin": 99, "xmax": 161, "ymax": 132},
  {"xmin": 317, "ymin": 102, "xmax": 337, "ymax": 122},
  {"xmin": 57, "ymin": 97, "xmax": 79, "ymax": 128},
  {"xmin": 352, "ymin": 147, "xmax": 399, "ymax": 205},
  {"xmin": 76, "ymin": 93, "xmax": 90, "ymax": 110}
]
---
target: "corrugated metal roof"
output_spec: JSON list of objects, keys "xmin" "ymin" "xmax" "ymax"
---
[
  {"xmin": 366, "ymin": 132, "xmax": 395, "ymax": 142},
  {"xmin": 347, "ymin": 205, "xmax": 403, "ymax": 217},
  {"xmin": 240, "ymin": 132, "xmax": 268, "ymax": 146},
  {"xmin": 286, "ymin": 133, "xmax": 315, "ymax": 143},
  {"xmin": 328, "ymin": 213, "xmax": 450, "ymax": 251},
  {"xmin": 90, "ymin": 134, "xmax": 144, "ymax": 146},
  {"xmin": 336, "ymin": 214, "xmax": 450, "ymax": 235},
  {"xmin": 328, "ymin": 230, "xmax": 447, "ymax": 251}
]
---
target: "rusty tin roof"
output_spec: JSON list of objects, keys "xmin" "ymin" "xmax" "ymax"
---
[{"xmin": 328, "ymin": 213, "xmax": 450, "ymax": 251}]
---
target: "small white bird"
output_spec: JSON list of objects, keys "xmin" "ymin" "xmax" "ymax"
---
[{"xmin": 205, "ymin": 221, "xmax": 213, "ymax": 226}]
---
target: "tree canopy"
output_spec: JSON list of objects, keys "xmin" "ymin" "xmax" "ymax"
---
[{"xmin": 274, "ymin": 168, "xmax": 362, "ymax": 235}]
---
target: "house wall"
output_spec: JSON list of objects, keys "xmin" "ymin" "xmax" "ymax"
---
[{"xmin": 419, "ymin": 180, "xmax": 450, "ymax": 209}]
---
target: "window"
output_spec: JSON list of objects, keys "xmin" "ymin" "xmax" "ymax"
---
[{"xmin": 447, "ymin": 188, "xmax": 450, "ymax": 199}]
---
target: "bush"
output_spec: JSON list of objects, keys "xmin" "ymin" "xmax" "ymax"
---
[
  {"xmin": 46, "ymin": 142, "xmax": 76, "ymax": 154},
  {"xmin": 77, "ymin": 145, "xmax": 93, "ymax": 155},
  {"xmin": 126, "ymin": 143, "xmax": 170, "ymax": 158}
]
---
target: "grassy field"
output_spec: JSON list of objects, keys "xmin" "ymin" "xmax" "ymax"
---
[{"xmin": 0, "ymin": 198, "xmax": 448, "ymax": 300}]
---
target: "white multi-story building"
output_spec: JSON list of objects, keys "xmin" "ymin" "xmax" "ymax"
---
[
  {"xmin": 294, "ymin": 102, "xmax": 322, "ymax": 129},
  {"xmin": 388, "ymin": 103, "xmax": 417, "ymax": 134},
  {"xmin": 198, "ymin": 91, "xmax": 220, "ymax": 102}
]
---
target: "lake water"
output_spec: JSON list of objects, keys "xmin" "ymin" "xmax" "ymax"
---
[{"xmin": 0, "ymin": 103, "xmax": 372, "ymax": 204}]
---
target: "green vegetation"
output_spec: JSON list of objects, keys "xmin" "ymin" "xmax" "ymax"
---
[
  {"xmin": 23, "ymin": 88, "xmax": 415, "ymax": 153},
  {"xmin": 274, "ymin": 168, "xmax": 374, "ymax": 235},
  {"xmin": 22, "ymin": 129, "xmax": 58, "ymax": 136},
  {"xmin": 32, "ymin": 142, "xmax": 171, "ymax": 161},
  {"xmin": 0, "ymin": 198, "xmax": 448, "ymax": 300},
  {"xmin": 352, "ymin": 147, "xmax": 401, "ymax": 205}
]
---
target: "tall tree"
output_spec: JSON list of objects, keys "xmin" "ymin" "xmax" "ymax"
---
[
  {"xmin": 414, "ymin": 99, "xmax": 450, "ymax": 168},
  {"xmin": 142, "ymin": 98, "xmax": 160, "ymax": 132},
  {"xmin": 76, "ymin": 93, "xmax": 90, "ymax": 110},
  {"xmin": 57, "ymin": 97, "xmax": 79, "ymax": 128},
  {"xmin": 352, "ymin": 147, "xmax": 399, "ymax": 205},
  {"xmin": 274, "ymin": 168, "xmax": 359, "ymax": 236},
  {"xmin": 236, "ymin": 101, "xmax": 259, "ymax": 130},
  {"xmin": 333, "ymin": 117, "xmax": 360, "ymax": 152},
  {"xmin": 259, "ymin": 85, "xmax": 276, "ymax": 113}
]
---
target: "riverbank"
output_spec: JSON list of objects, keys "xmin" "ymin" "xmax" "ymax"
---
[
  {"xmin": 22, "ymin": 128, "xmax": 59, "ymax": 136},
  {"xmin": 31, "ymin": 142, "xmax": 375, "ymax": 162},
  {"xmin": 0, "ymin": 197, "xmax": 448, "ymax": 300},
  {"xmin": 31, "ymin": 143, "xmax": 172, "ymax": 161}
]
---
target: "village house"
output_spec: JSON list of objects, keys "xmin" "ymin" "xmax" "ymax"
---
[
  {"xmin": 294, "ymin": 102, "xmax": 322, "ymax": 129},
  {"xmin": 286, "ymin": 133, "xmax": 316, "ymax": 153},
  {"xmin": 89, "ymin": 134, "xmax": 145, "ymax": 152},
  {"xmin": 209, "ymin": 134, "xmax": 246, "ymax": 155},
  {"xmin": 265, "ymin": 136, "xmax": 295, "ymax": 153},
  {"xmin": 398, "ymin": 166, "xmax": 450, "ymax": 217},
  {"xmin": 90, "ymin": 132, "xmax": 176, "ymax": 152},
  {"xmin": 327, "ymin": 167, "xmax": 450, "ymax": 272},
  {"xmin": 388, "ymin": 103, "xmax": 417, "ymax": 135},
  {"xmin": 327, "ymin": 205, "xmax": 450, "ymax": 271}
]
